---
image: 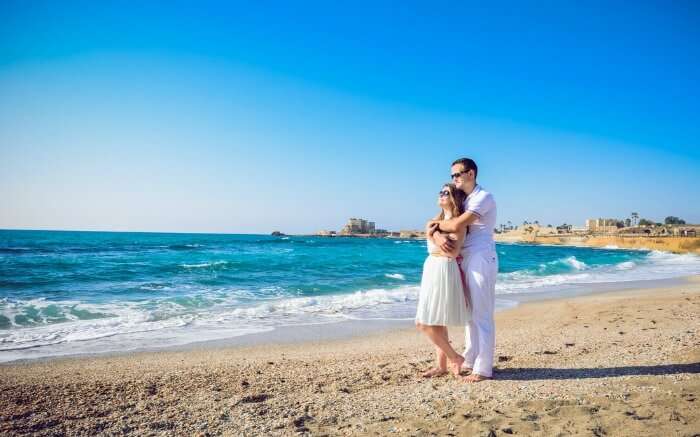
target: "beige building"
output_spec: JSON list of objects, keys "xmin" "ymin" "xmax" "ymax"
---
[
  {"xmin": 315, "ymin": 230, "xmax": 336, "ymax": 236},
  {"xmin": 586, "ymin": 218, "xmax": 619, "ymax": 233},
  {"xmin": 672, "ymin": 225, "xmax": 700, "ymax": 237},
  {"xmin": 340, "ymin": 218, "xmax": 377, "ymax": 235}
]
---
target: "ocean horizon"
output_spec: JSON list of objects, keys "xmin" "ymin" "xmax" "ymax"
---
[{"xmin": 2, "ymin": 229, "xmax": 699, "ymax": 362}]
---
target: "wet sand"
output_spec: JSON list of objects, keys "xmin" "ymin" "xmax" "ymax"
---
[{"xmin": 2, "ymin": 279, "xmax": 699, "ymax": 436}]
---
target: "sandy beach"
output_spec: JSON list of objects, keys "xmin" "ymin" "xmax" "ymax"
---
[{"xmin": 2, "ymin": 279, "xmax": 699, "ymax": 436}]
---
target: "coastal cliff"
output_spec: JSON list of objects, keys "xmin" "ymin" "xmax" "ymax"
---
[{"xmin": 495, "ymin": 233, "xmax": 700, "ymax": 255}]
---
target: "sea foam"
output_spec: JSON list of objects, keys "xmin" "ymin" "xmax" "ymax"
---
[
  {"xmin": 3, "ymin": 230, "xmax": 700, "ymax": 363},
  {"xmin": 385, "ymin": 273, "xmax": 406, "ymax": 280}
]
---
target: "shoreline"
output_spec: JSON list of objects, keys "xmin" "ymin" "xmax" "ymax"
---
[
  {"xmin": 1, "ymin": 275, "xmax": 693, "ymax": 366},
  {"xmin": 2, "ymin": 276, "xmax": 698, "ymax": 435}
]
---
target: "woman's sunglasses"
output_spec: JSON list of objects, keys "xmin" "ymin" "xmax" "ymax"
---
[{"xmin": 439, "ymin": 190, "xmax": 451, "ymax": 198}]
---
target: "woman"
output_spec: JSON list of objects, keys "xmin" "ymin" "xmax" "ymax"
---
[{"xmin": 415, "ymin": 183, "xmax": 471, "ymax": 377}]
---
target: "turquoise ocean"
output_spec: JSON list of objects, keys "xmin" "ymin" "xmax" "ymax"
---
[{"xmin": 2, "ymin": 230, "xmax": 699, "ymax": 362}]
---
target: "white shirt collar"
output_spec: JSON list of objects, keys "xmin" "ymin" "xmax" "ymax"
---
[{"xmin": 467, "ymin": 184, "xmax": 482, "ymax": 199}]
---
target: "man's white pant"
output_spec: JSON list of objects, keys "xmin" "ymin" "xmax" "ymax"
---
[{"xmin": 461, "ymin": 249, "xmax": 498, "ymax": 377}]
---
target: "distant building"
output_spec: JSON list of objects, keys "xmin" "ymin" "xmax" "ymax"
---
[
  {"xmin": 615, "ymin": 223, "xmax": 700, "ymax": 237},
  {"xmin": 556, "ymin": 224, "xmax": 573, "ymax": 234},
  {"xmin": 315, "ymin": 230, "xmax": 336, "ymax": 236},
  {"xmin": 672, "ymin": 225, "xmax": 699, "ymax": 237},
  {"xmin": 368, "ymin": 221, "xmax": 376, "ymax": 233},
  {"xmin": 340, "ymin": 218, "xmax": 379, "ymax": 235},
  {"xmin": 586, "ymin": 218, "xmax": 619, "ymax": 233}
]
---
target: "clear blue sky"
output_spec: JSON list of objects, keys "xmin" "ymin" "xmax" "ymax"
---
[{"xmin": 1, "ymin": 1, "xmax": 698, "ymax": 233}]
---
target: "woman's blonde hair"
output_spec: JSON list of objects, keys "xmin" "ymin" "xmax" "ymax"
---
[{"xmin": 438, "ymin": 183, "xmax": 466, "ymax": 220}]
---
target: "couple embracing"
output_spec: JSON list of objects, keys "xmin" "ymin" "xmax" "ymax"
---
[{"xmin": 415, "ymin": 157, "xmax": 498, "ymax": 383}]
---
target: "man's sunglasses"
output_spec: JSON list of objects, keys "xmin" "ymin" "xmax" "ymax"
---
[
  {"xmin": 439, "ymin": 190, "xmax": 451, "ymax": 198},
  {"xmin": 451, "ymin": 170, "xmax": 471, "ymax": 179}
]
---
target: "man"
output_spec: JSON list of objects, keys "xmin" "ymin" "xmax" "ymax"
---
[{"xmin": 429, "ymin": 157, "xmax": 498, "ymax": 382}]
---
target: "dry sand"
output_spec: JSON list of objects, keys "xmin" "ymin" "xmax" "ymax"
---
[{"xmin": 1, "ymin": 279, "xmax": 699, "ymax": 436}]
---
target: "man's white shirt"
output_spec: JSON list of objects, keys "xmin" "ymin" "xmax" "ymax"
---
[{"xmin": 461, "ymin": 184, "xmax": 497, "ymax": 254}]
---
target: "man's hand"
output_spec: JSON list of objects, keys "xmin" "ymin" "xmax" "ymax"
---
[
  {"xmin": 426, "ymin": 221, "xmax": 440, "ymax": 236},
  {"xmin": 432, "ymin": 231, "xmax": 456, "ymax": 252}
]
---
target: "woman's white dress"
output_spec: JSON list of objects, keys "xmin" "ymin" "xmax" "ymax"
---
[{"xmin": 415, "ymin": 239, "xmax": 471, "ymax": 326}]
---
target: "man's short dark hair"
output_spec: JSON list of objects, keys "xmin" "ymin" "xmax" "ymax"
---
[{"xmin": 452, "ymin": 158, "xmax": 478, "ymax": 179}]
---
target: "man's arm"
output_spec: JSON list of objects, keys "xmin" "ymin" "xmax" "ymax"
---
[
  {"xmin": 426, "ymin": 211, "xmax": 478, "ymax": 252},
  {"xmin": 437, "ymin": 211, "xmax": 479, "ymax": 233},
  {"xmin": 422, "ymin": 211, "xmax": 455, "ymax": 246},
  {"xmin": 439, "ymin": 191, "xmax": 495, "ymax": 234}
]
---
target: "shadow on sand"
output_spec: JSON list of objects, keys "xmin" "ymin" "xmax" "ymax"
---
[{"xmin": 494, "ymin": 362, "xmax": 700, "ymax": 380}]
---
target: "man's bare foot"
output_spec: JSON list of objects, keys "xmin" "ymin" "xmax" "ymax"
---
[
  {"xmin": 463, "ymin": 373, "xmax": 491, "ymax": 383},
  {"xmin": 421, "ymin": 367, "xmax": 448, "ymax": 378},
  {"xmin": 447, "ymin": 355, "xmax": 465, "ymax": 377}
]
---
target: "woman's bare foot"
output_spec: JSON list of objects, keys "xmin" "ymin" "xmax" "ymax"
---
[
  {"xmin": 463, "ymin": 373, "xmax": 491, "ymax": 383},
  {"xmin": 447, "ymin": 355, "xmax": 465, "ymax": 377},
  {"xmin": 421, "ymin": 367, "xmax": 448, "ymax": 378}
]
